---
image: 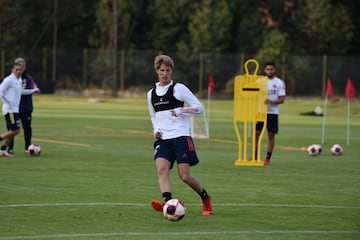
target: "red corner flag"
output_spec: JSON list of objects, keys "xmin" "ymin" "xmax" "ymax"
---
[
  {"xmin": 208, "ymin": 74, "xmax": 215, "ymax": 94},
  {"xmin": 326, "ymin": 78, "xmax": 334, "ymax": 97},
  {"xmin": 345, "ymin": 78, "xmax": 356, "ymax": 100}
]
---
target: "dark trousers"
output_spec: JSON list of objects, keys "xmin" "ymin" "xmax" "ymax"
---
[{"xmin": 8, "ymin": 112, "xmax": 32, "ymax": 151}]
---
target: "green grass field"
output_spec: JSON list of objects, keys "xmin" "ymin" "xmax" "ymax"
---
[{"xmin": 0, "ymin": 96, "xmax": 359, "ymax": 240}]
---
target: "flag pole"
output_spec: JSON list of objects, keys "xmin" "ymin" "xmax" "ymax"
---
[
  {"xmin": 321, "ymin": 94, "xmax": 328, "ymax": 144},
  {"xmin": 207, "ymin": 74, "xmax": 215, "ymax": 128},
  {"xmin": 345, "ymin": 78, "xmax": 356, "ymax": 146},
  {"xmin": 207, "ymin": 88, "xmax": 211, "ymax": 126},
  {"xmin": 322, "ymin": 78, "xmax": 334, "ymax": 144},
  {"xmin": 347, "ymin": 99, "xmax": 350, "ymax": 146}
]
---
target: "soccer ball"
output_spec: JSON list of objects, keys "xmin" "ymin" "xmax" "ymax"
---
[
  {"xmin": 28, "ymin": 144, "xmax": 41, "ymax": 156},
  {"xmin": 307, "ymin": 144, "xmax": 321, "ymax": 156},
  {"xmin": 313, "ymin": 144, "xmax": 322, "ymax": 155},
  {"xmin": 331, "ymin": 144, "xmax": 343, "ymax": 156},
  {"xmin": 162, "ymin": 199, "xmax": 186, "ymax": 222}
]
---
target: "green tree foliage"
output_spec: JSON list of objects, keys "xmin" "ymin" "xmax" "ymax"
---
[
  {"xmin": 187, "ymin": 0, "xmax": 231, "ymax": 53},
  {"xmin": 297, "ymin": 0, "xmax": 354, "ymax": 54},
  {"xmin": 146, "ymin": 0, "xmax": 195, "ymax": 52},
  {"xmin": 0, "ymin": 0, "xmax": 358, "ymax": 60}
]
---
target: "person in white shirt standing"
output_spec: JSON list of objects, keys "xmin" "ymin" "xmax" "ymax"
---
[
  {"xmin": 7, "ymin": 57, "xmax": 40, "ymax": 155},
  {"xmin": 0, "ymin": 62, "xmax": 24, "ymax": 157},
  {"xmin": 256, "ymin": 62, "xmax": 286, "ymax": 166},
  {"xmin": 147, "ymin": 54, "xmax": 212, "ymax": 215}
]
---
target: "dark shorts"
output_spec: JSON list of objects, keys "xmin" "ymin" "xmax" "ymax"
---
[
  {"xmin": 5, "ymin": 112, "xmax": 21, "ymax": 131},
  {"xmin": 256, "ymin": 114, "xmax": 279, "ymax": 134},
  {"xmin": 153, "ymin": 136, "xmax": 199, "ymax": 169}
]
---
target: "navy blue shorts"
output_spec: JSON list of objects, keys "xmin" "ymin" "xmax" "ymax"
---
[
  {"xmin": 256, "ymin": 114, "xmax": 279, "ymax": 134},
  {"xmin": 5, "ymin": 113, "xmax": 21, "ymax": 131},
  {"xmin": 153, "ymin": 136, "xmax": 199, "ymax": 169}
]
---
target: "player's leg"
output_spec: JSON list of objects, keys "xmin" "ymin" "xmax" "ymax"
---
[
  {"xmin": 6, "ymin": 118, "xmax": 14, "ymax": 154},
  {"xmin": 21, "ymin": 112, "xmax": 32, "ymax": 152},
  {"xmin": 151, "ymin": 140, "xmax": 174, "ymax": 212},
  {"xmin": 0, "ymin": 113, "xmax": 20, "ymax": 157},
  {"xmin": 175, "ymin": 136, "xmax": 212, "ymax": 215},
  {"xmin": 255, "ymin": 121, "xmax": 265, "ymax": 160},
  {"xmin": 155, "ymin": 157, "xmax": 172, "ymax": 198},
  {"xmin": 177, "ymin": 163, "xmax": 212, "ymax": 215},
  {"xmin": 264, "ymin": 114, "xmax": 279, "ymax": 165}
]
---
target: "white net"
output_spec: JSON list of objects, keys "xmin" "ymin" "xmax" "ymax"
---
[{"xmin": 190, "ymin": 112, "xmax": 210, "ymax": 139}]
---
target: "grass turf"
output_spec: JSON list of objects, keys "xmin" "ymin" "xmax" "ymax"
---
[{"xmin": 0, "ymin": 95, "xmax": 359, "ymax": 240}]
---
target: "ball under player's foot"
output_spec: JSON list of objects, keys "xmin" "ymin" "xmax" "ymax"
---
[
  {"xmin": 202, "ymin": 196, "xmax": 213, "ymax": 215},
  {"xmin": 151, "ymin": 200, "xmax": 165, "ymax": 212}
]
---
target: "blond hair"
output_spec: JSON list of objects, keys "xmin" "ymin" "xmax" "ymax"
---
[
  {"xmin": 154, "ymin": 55, "xmax": 174, "ymax": 71},
  {"xmin": 14, "ymin": 57, "xmax": 26, "ymax": 67}
]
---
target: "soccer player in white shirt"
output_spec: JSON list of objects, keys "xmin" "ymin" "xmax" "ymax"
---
[
  {"xmin": 0, "ymin": 62, "xmax": 24, "ymax": 157},
  {"xmin": 147, "ymin": 55, "xmax": 212, "ymax": 215},
  {"xmin": 256, "ymin": 62, "xmax": 286, "ymax": 166}
]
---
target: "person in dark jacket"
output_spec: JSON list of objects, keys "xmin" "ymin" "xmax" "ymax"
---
[{"xmin": 8, "ymin": 58, "xmax": 40, "ymax": 154}]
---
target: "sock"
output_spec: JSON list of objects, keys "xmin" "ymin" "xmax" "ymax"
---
[
  {"xmin": 266, "ymin": 152, "xmax": 272, "ymax": 159},
  {"xmin": 199, "ymin": 189, "xmax": 209, "ymax": 200},
  {"xmin": 162, "ymin": 192, "xmax": 172, "ymax": 202},
  {"xmin": 1, "ymin": 145, "xmax": 7, "ymax": 151}
]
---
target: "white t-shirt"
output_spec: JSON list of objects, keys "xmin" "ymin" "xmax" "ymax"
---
[
  {"xmin": 0, "ymin": 73, "xmax": 22, "ymax": 115},
  {"xmin": 266, "ymin": 76, "xmax": 286, "ymax": 115},
  {"xmin": 147, "ymin": 80, "xmax": 204, "ymax": 140}
]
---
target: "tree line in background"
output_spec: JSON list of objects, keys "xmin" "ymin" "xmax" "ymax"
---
[
  {"xmin": 0, "ymin": 0, "xmax": 359, "ymax": 95},
  {"xmin": 1, "ymin": 0, "xmax": 358, "ymax": 57}
]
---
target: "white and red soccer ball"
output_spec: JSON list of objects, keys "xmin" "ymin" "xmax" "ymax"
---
[
  {"xmin": 306, "ymin": 143, "xmax": 343, "ymax": 156},
  {"xmin": 28, "ymin": 144, "xmax": 41, "ymax": 156},
  {"xmin": 307, "ymin": 144, "xmax": 322, "ymax": 156},
  {"xmin": 331, "ymin": 144, "xmax": 343, "ymax": 156},
  {"xmin": 162, "ymin": 199, "xmax": 186, "ymax": 222}
]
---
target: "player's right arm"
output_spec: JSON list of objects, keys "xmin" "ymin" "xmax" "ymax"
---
[
  {"xmin": 0, "ymin": 77, "xmax": 11, "ymax": 106},
  {"xmin": 147, "ymin": 89, "xmax": 161, "ymax": 139}
]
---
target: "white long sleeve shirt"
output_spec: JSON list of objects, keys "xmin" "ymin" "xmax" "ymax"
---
[
  {"xmin": 0, "ymin": 73, "xmax": 22, "ymax": 115},
  {"xmin": 147, "ymin": 81, "xmax": 204, "ymax": 140}
]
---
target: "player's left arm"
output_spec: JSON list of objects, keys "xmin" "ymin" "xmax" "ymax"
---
[
  {"xmin": 171, "ymin": 84, "xmax": 204, "ymax": 117},
  {"xmin": 265, "ymin": 80, "xmax": 286, "ymax": 105},
  {"xmin": 21, "ymin": 75, "xmax": 40, "ymax": 95},
  {"xmin": 276, "ymin": 80, "xmax": 286, "ymax": 104}
]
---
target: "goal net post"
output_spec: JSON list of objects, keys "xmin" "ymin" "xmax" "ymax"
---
[{"xmin": 190, "ymin": 112, "xmax": 210, "ymax": 139}]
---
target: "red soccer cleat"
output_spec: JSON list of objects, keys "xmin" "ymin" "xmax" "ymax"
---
[
  {"xmin": 151, "ymin": 200, "xmax": 165, "ymax": 212},
  {"xmin": 263, "ymin": 158, "xmax": 270, "ymax": 166},
  {"xmin": 202, "ymin": 196, "xmax": 213, "ymax": 216}
]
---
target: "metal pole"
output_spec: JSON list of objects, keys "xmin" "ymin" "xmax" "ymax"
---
[
  {"xmin": 112, "ymin": 0, "xmax": 118, "ymax": 96},
  {"xmin": 52, "ymin": 0, "xmax": 58, "ymax": 84}
]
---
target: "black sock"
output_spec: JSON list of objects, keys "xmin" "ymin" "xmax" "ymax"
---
[
  {"xmin": 266, "ymin": 152, "xmax": 272, "ymax": 159},
  {"xmin": 199, "ymin": 189, "xmax": 209, "ymax": 200},
  {"xmin": 162, "ymin": 192, "xmax": 172, "ymax": 202},
  {"xmin": 1, "ymin": 145, "xmax": 6, "ymax": 151}
]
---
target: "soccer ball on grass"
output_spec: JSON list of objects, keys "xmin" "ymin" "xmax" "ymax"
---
[
  {"xmin": 307, "ymin": 144, "xmax": 321, "ymax": 156},
  {"xmin": 331, "ymin": 144, "xmax": 343, "ymax": 156},
  {"xmin": 162, "ymin": 199, "xmax": 186, "ymax": 222},
  {"xmin": 28, "ymin": 144, "xmax": 41, "ymax": 156}
]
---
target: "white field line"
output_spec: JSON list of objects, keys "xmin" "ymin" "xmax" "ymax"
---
[
  {"xmin": 0, "ymin": 202, "xmax": 359, "ymax": 209},
  {"xmin": 0, "ymin": 230, "xmax": 359, "ymax": 240},
  {"xmin": 1, "ymin": 202, "xmax": 359, "ymax": 240}
]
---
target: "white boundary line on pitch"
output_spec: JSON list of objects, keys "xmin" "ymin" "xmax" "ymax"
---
[
  {"xmin": 0, "ymin": 202, "xmax": 359, "ymax": 209},
  {"xmin": 0, "ymin": 230, "xmax": 359, "ymax": 240}
]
